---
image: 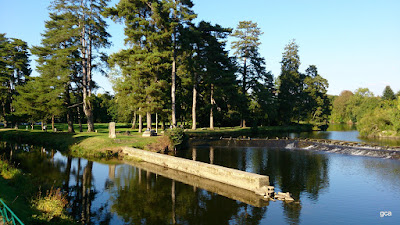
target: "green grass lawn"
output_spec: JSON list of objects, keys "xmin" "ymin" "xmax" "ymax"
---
[{"xmin": 0, "ymin": 123, "xmax": 163, "ymax": 158}]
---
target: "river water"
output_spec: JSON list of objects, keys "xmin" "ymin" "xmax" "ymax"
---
[{"xmin": 1, "ymin": 128, "xmax": 400, "ymax": 224}]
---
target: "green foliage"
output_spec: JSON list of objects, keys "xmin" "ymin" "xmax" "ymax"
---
[
  {"xmin": 303, "ymin": 65, "xmax": 331, "ymax": 123},
  {"xmin": 231, "ymin": 21, "xmax": 274, "ymax": 126},
  {"xmin": 13, "ymin": 77, "xmax": 64, "ymax": 123},
  {"xmin": 165, "ymin": 127, "xmax": 186, "ymax": 149},
  {"xmin": 331, "ymin": 88, "xmax": 380, "ymax": 124},
  {"xmin": 357, "ymin": 107, "xmax": 393, "ymax": 137},
  {"xmin": 382, "ymin": 85, "xmax": 396, "ymax": 100},
  {"xmin": 330, "ymin": 90, "xmax": 354, "ymax": 123},
  {"xmin": 0, "ymin": 33, "xmax": 31, "ymax": 126},
  {"xmin": 32, "ymin": 187, "xmax": 71, "ymax": 223},
  {"xmin": 107, "ymin": 0, "xmax": 175, "ymax": 123},
  {"xmin": 277, "ymin": 41, "xmax": 330, "ymax": 125},
  {"xmin": 92, "ymin": 92, "xmax": 117, "ymax": 122},
  {"xmin": 277, "ymin": 40, "xmax": 303, "ymax": 124},
  {"xmin": 0, "ymin": 157, "xmax": 22, "ymax": 179},
  {"xmin": 331, "ymin": 86, "xmax": 400, "ymax": 137}
]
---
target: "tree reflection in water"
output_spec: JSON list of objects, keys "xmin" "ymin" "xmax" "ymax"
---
[
  {"xmin": 0, "ymin": 142, "xmax": 331, "ymax": 225},
  {"xmin": 177, "ymin": 145, "xmax": 330, "ymax": 224}
]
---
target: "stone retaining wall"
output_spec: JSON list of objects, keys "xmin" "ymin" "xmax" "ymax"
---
[{"xmin": 122, "ymin": 147, "xmax": 269, "ymax": 192}]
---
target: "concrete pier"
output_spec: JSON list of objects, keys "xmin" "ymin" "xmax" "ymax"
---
[
  {"xmin": 122, "ymin": 147, "xmax": 269, "ymax": 192},
  {"xmin": 125, "ymin": 160, "xmax": 269, "ymax": 207}
]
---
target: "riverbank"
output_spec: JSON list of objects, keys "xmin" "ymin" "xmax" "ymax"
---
[
  {"xmin": 0, "ymin": 128, "xmax": 163, "ymax": 158},
  {"xmin": 0, "ymin": 124, "xmax": 317, "ymax": 155},
  {"xmin": 0, "ymin": 158, "xmax": 74, "ymax": 224}
]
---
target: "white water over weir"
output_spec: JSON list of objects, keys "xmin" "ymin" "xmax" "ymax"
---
[
  {"xmin": 189, "ymin": 138, "xmax": 400, "ymax": 160},
  {"xmin": 283, "ymin": 139, "xmax": 400, "ymax": 159}
]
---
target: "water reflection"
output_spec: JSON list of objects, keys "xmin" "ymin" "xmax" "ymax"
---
[
  {"xmin": 178, "ymin": 146, "xmax": 329, "ymax": 224},
  {"xmin": 1, "ymin": 142, "xmax": 400, "ymax": 224}
]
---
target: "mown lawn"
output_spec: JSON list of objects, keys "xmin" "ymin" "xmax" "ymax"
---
[{"xmin": 0, "ymin": 123, "xmax": 163, "ymax": 157}]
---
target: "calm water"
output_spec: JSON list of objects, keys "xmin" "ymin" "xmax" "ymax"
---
[
  {"xmin": 285, "ymin": 124, "xmax": 400, "ymax": 146},
  {"xmin": 1, "ymin": 140, "xmax": 399, "ymax": 225}
]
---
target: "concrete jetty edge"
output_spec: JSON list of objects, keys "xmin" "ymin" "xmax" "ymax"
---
[{"xmin": 121, "ymin": 146, "xmax": 269, "ymax": 192}]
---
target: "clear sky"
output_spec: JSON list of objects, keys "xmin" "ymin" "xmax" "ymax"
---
[{"xmin": 1, "ymin": 0, "xmax": 399, "ymax": 96}]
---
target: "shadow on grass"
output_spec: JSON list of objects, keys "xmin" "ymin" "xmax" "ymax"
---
[{"xmin": 0, "ymin": 129, "xmax": 94, "ymax": 152}]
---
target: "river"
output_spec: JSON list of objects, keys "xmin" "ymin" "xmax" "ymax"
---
[{"xmin": 1, "ymin": 127, "xmax": 400, "ymax": 224}]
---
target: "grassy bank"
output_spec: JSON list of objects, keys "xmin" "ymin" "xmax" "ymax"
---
[
  {"xmin": 0, "ymin": 158, "xmax": 74, "ymax": 224},
  {"xmin": 0, "ymin": 123, "xmax": 317, "ymax": 155},
  {"xmin": 0, "ymin": 124, "xmax": 163, "ymax": 157}
]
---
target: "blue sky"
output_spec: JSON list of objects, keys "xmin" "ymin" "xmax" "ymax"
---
[{"xmin": 1, "ymin": 0, "xmax": 399, "ymax": 96}]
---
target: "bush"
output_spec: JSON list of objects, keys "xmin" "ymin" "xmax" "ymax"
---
[
  {"xmin": 32, "ymin": 187, "xmax": 70, "ymax": 222},
  {"xmin": 165, "ymin": 128, "xmax": 187, "ymax": 150},
  {"xmin": 357, "ymin": 107, "xmax": 393, "ymax": 137}
]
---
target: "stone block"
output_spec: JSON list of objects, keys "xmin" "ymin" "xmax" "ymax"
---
[{"xmin": 109, "ymin": 122, "xmax": 116, "ymax": 138}]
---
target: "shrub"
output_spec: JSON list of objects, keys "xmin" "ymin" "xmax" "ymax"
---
[
  {"xmin": 165, "ymin": 128, "xmax": 187, "ymax": 150},
  {"xmin": 32, "ymin": 187, "xmax": 70, "ymax": 222}
]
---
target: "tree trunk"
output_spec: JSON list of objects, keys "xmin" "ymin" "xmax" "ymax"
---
[
  {"xmin": 155, "ymin": 113, "xmax": 158, "ymax": 134},
  {"xmin": 87, "ymin": 10, "xmax": 95, "ymax": 132},
  {"xmin": 80, "ymin": 2, "xmax": 94, "ymax": 133},
  {"xmin": 146, "ymin": 112, "xmax": 151, "ymax": 130},
  {"xmin": 192, "ymin": 74, "xmax": 197, "ymax": 130},
  {"xmin": 83, "ymin": 90, "xmax": 94, "ymax": 132},
  {"xmin": 241, "ymin": 57, "xmax": 247, "ymax": 128},
  {"xmin": 171, "ymin": 55, "xmax": 177, "ymax": 128},
  {"xmin": 78, "ymin": 106, "xmax": 83, "ymax": 132},
  {"xmin": 171, "ymin": 28, "xmax": 177, "ymax": 128},
  {"xmin": 2, "ymin": 103, "xmax": 7, "ymax": 128},
  {"xmin": 67, "ymin": 111, "xmax": 74, "ymax": 133},
  {"xmin": 210, "ymin": 83, "xmax": 214, "ymax": 130},
  {"xmin": 131, "ymin": 111, "xmax": 137, "ymax": 129},
  {"xmin": 65, "ymin": 85, "xmax": 74, "ymax": 133},
  {"xmin": 138, "ymin": 114, "xmax": 142, "ymax": 133},
  {"xmin": 52, "ymin": 115, "xmax": 55, "ymax": 132},
  {"xmin": 41, "ymin": 121, "xmax": 44, "ymax": 131}
]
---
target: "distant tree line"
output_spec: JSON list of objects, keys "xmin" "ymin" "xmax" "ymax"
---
[
  {"xmin": 1, "ymin": 0, "xmax": 331, "ymax": 132},
  {"xmin": 330, "ymin": 86, "xmax": 400, "ymax": 137}
]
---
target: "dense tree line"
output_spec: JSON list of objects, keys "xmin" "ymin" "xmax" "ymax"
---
[
  {"xmin": 0, "ymin": 34, "xmax": 31, "ymax": 127},
  {"xmin": 1, "ymin": 0, "xmax": 331, "ymax": 132},
  {"xmin": 330, "ymin": 86, "xmax": 400, "ymax": 137}
]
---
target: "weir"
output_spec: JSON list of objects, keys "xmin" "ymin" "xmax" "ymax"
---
[{"xmin": 121, "ymin": 147, "xmax": 269, "ymax": 193}]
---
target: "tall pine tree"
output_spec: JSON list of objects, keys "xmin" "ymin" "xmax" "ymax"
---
[
  {"xmin": 231, "ymin": 21, "xmax": 271, "ymax": 127},
  {"xmin": 52, "ymin": 0, "xmax": 111, "ymax": 132},
  {"xmin": 0, "ymin": 34, "xmax": 31, "ymax": 127},
  {"xmin": 166, "ymin": 0, "xmax": 196, "ymax": 127},
  {"xmin": 31, "ymin": 8, "xmax": 81, "ymax": 132},
  {"xmin": 107, "ymin": 0, "xmax": 170, "ymax": 131},
  {"xmin": 303, "ymin": 65, "xmax": 330, "ymax": 123},
  {"xmin": 277, "ymin": 39, "xmax": 303, "ymax": 124}
]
